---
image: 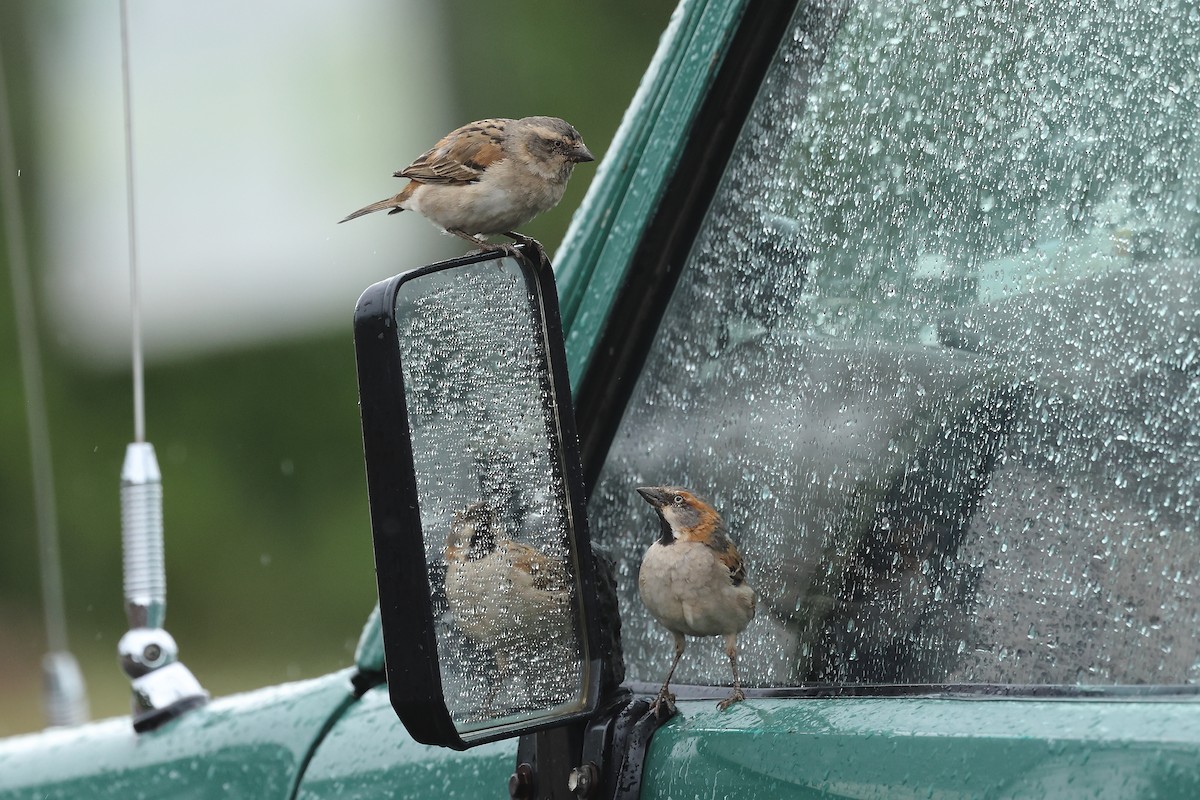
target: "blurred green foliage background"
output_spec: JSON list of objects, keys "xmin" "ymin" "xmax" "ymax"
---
[{"xmin": 0, "ymin": 0, "xmax": 675, "ymax": 735}]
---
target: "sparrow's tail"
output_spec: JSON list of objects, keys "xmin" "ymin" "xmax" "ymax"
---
[{"xmin": 338, "ymin": 197, "xmax": 404, "ymax": 224}]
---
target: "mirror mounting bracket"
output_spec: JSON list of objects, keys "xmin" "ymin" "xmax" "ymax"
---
[{"xmin": 510, "ymin": 690, "xmax": 677, "ymax": 800}]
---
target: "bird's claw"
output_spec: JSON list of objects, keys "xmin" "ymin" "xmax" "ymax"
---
[
  {"xmin": 649, "ymin": 690, "xmax": 677, "ymax": 721},
  {"xmin": 716, "ymin": 688, "xmax": 745, "ymax": 711},
  {"xmin": 500, "ymin": 232, "xmax": 548, "ymax": 270},
  {"xmin": 472, "ymin": 240, "xmax": 523, "ymax": 260},
  {"xmin": 501, "ymin": 230, "xmax": 542, "ymax": 250}
]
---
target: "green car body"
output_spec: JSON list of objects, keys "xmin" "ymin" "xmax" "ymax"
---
[{"xmin": 4, "ymin": 0, "xmax": 1200, "ymax": 796}]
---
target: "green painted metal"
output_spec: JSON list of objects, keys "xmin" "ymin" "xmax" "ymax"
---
[
  {"xmin": 0, "ymin": 670, "xmax": 355, "ymax": 800},
  {"xmin": 296, "ymin": 692, "xmax": 1200, "ymax": 798},
  {"xmin": 553, "ymin": 0, "xmax": 749, "ymax": 387},
  {"xmin": 354, "ymin": 603, "xmax": 386, "ymax": 674},
  {"xmin": 642, "ymin": 698, "xmax": 1200, "ymax": 798},
  {"xmin": 295, "ymin": 683, "xmax": 515, "ymax": 800}
]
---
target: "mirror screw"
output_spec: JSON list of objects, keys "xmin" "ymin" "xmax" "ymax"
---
[
  {"xmin": 567, "ymin": 763, "xmax": 598, "ymax": 798},
  {"xmin": 509, "ymin": 762, "xmax": 534, "ymax": 798}
]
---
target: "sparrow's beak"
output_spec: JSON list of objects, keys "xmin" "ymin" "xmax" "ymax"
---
[
  {"xmin": 572, "ymin": 144, "xmax": 596, "ymax": 163},
  {"xmin": 636, "ymin": 486, "xmax": 667, "ymax": 508}
]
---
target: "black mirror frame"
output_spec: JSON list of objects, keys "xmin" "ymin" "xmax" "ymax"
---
[{"xmin": 353, "ymin": 244, "xmax": 603, "ymax": 749}]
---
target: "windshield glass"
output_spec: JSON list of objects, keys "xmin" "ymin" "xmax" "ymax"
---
[{"xmin": 590, "ymin": 0, "xmax": 1199, "ymax": 688}]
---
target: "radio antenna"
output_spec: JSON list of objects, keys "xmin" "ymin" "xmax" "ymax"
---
[
  {"xmin": 122, "ymin": 0, "xmax": 145, "ymax": 444},
  {"xmin": 0, "ymin": 33, "xmax": 90, "ymax": 730},
  {"xmin": 115, "ymin": 0, "xmax": 207, "ymax": 732}
]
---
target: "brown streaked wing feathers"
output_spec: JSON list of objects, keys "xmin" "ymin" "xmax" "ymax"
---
[
  {"xmin": 716, "ymin": 542, "xmax": 748, "ymax": 586},
  {"xmin": 506, "ymin": 540, "xmax": 568, "ymax": 592},
  {"xmin": 395, "ymin": 119, "xmax": 509, "ymax": 185}
]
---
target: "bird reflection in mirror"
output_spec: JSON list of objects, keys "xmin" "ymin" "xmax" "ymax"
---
[
  {"xmin": 637, "ymin": 487, "xmax": 757, "ymax": 714},
  {"xmin": 444, "ymin": 501, "xmax": 574, "ymax": 711}
]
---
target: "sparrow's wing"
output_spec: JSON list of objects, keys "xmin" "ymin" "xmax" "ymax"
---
[
  {"xmin": 705, "ymin": 531, "xmax": 748, "ymax": 586},
  {"xmin": 396, "ymin": 119, "xmax": 511, "ymax": 185},
  {"xmin": 504, "ymin": 540, "xmax": 569, "ymax": 592},
  {"xmin": 720, "ymin": 545, "xmax": 749, "ymax": 586}
]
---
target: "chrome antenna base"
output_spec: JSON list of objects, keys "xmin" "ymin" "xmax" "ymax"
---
[
  {"xmin": 119, "ymin": 443, "xmax": 207, "ymax": 732},
  {"xmin": 118, "ymin": 627, "xmax": 208, "ymax": 732}
]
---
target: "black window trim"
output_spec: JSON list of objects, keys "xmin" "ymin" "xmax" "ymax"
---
[{"xmin": 575, "ymin": 0, "xmax": 851, "ymax": 489}]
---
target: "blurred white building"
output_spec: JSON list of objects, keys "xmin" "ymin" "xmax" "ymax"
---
[{"xmin": 31, "ymin": 0, "xmax": 456, "ymax": 366}]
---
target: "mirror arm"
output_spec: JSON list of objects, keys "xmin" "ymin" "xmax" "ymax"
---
[
  {"xmin": 510, "ymin": 691, "xmax": 677, "ymax": 800},
  {"xmin": 511, "ymin": 721, "xmax": 586, "ymax": 800}
]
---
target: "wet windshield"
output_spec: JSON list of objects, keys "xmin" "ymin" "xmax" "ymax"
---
[{"xmin": 590, "ymin": 0, "xmax": 1199, "ymax": 688}]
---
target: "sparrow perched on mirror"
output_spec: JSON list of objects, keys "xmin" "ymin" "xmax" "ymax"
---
[
  {"xmin": 339, "ymin": 116, "xmax": 595, "ymax": 253},
  {"xmin": 637, "ymin": 487, "xmax": 757, "ymax": 713},
  {"xmin": 444, "ymin": 502, "xmax": 573, "ymax": 701}
]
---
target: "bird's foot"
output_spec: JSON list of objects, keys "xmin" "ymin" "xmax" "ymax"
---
[
  {"xmin": 716, "ymin": 688, "xmax": 745, "ymax": 711},
  {"xmin": 471, "ymin": 239, "xmax": 522, "ymax": 260},
  {"xmin": 501, "ymin": 230, "xmax": 542, "ymax": 250},
  {"xmin": 501, "ymin": 231, "xmax": 548, "ymax": 269},
  {"xmin": 447, "ymin": 229, "xmax": 521, "ymax": 262},
  {"xmin": 649, "ymin": 689, "xmax": 677, "ymax": 721}
]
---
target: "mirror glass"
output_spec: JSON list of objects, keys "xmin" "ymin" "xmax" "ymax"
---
[{"xmin": 392, "ymin": 255, "xmax": 588, "ymax": 736}]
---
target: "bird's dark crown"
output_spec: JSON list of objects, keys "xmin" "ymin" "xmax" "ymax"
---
[
  {"xmin": 517, "ymin": 116, "xmax": 594, "ymax": 170},
  {"xmin": 522, "ymin": 116, "xmax": 582, "ymax": 142}
]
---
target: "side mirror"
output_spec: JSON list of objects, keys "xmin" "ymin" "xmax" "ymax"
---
[{"xmin": 354, "ymin": 245, "xmax": 603, "ymax": 749}]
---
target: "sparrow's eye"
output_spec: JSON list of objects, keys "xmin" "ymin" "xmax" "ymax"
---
[{"xmin": 673, "ymin": 495, "xmax": 685, "ymax": 506}]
